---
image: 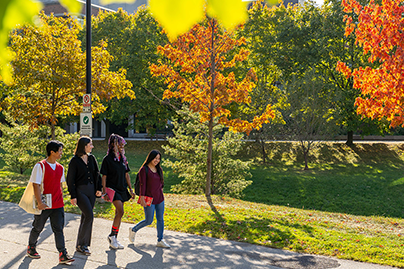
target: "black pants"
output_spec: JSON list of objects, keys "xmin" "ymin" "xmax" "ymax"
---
[
  {"xmin": 28, "ymin": 207, "xmax": 66, "ymax": 253},
  {"xmin": 76, "ymin": 182, "xmax": 96, "ymax": 247}
]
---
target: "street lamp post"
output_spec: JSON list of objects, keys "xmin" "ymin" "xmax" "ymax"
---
[
  {"xmin": 80, "ymin": 0, "xmax": 92, "ymax": 137},
  {"xmin": 86, "ymin": 0, "xmax": 91, "ymax": 96}
]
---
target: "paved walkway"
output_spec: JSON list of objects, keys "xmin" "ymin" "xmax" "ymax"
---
[{"xmin": 0, "ymin": 201, "xmax": 399, "ymax": 269}]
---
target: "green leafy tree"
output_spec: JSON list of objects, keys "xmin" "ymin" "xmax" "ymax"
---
[
  {"xmin": 86, "ymin": 7, "xmax": 174, "ymax": 136},
  {"xmin": 0, "ymin": 115, "xmax": 79, "ymax": 174},
  {"xmin": 281, "ymin": 70, "xmax": 337, "ymax": 170},
  {"xmin": 4, "ymin": 13, "xmax": 134, "ymax": 139},
  {"xmin": 163, "ymin": 108, "xmax": 252, "ymax": 198},
  {"xmin": 245, "ymin": 1, "xmax": 384, "ymax": 146},
  {"xmin": 237, "ymin": 19, "xmax": 286, "ymax": 164}
]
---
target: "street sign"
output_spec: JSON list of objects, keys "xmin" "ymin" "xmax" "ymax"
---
[
  {"xmin": 83, "ymin": 94, "xmax": 91, "ymax": 113},
  {"xmin": 80, "ymin": 112, "xmax": 92, "ymax": 137}
]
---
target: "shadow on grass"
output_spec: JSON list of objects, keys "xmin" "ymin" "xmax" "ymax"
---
[
  {"xmin": 187, "ymin": 215, "xmax": 315, "ymax": 251},
  {"xmin": 243, "ymin": 143, "xmax": 404, "ymax": 218}
]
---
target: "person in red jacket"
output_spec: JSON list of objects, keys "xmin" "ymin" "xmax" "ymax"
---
[
  {"xmin": 27, "ymin": 140, "xmax": 75, "ymax": 264},
  {"xmin": 129, "ymin": 149, "xmax": 170, "ymax": 248}
]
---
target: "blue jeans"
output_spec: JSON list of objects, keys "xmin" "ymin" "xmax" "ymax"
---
[{"xmin": 133, "ymin": 201, "xmax": 164, "ymax": 241}]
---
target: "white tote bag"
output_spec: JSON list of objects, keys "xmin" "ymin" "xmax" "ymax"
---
[
  {"xmin": 18, "ymin": 182, "xmax": 41, "ymax": 215},
  {"xmin": 18, "ymin": 162, "xmax": 45, "ymax": 215}
]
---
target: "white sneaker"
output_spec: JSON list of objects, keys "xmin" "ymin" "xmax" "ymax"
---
[
  {"xmin": 129, "ymin": 227, "xmax": 136, "ymax": 243},
  {"xmin": 108, "ymin": 235, "xmax": 119, "ymax": 249},
  {"xmin": 116, "ymin": 239, "xmax": 124, "ymax": 249},
  {"xmin": 156, "ymin": 239, "xmax": 170, "ymax": 248}
]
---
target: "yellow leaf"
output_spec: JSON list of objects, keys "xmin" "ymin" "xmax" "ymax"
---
[
  {"xmin": 59, "ymin": 0, "xmax": 82, "ymax": 15},
  {"xmin": 0, "ymin": 0, "xmax": 42, "ymax": 84},
  {"xmin": 100, "ymin": 0, "xmax": 136, "ymax": 4},
  {"xmin": 207, "ymin": 0, "xmax": 248, "ymax": 29},
  {"xmin": 149, "ymin": 0, "xmax": 205, "ymax": 40}
]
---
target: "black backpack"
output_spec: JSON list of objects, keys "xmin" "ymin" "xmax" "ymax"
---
[{"xmin": 134, "ymin": 166, "xmax": 148, "ymax": 196}]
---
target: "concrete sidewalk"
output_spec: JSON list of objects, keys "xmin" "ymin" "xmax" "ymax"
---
[{"xmin": 0, "ymin": 200, "xmax": 399, "ymax": 269}]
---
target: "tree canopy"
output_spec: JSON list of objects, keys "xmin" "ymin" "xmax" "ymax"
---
[
  {"xmin": 338, "ymin": 0, "xmax": 404, "ymax": 127},
  {"xmin": 87, "ymin": 8, "xmax": 174, "ymax": 135},
  {"xmin": 150, "ymin": 17, "xmax": 275, "ymax": 207},
  {"xmin": 4, "ymin": 13, "xmax": 134, "ymax": 138}
]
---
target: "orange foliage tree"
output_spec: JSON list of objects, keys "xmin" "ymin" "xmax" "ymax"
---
[
  {"xmin": 150, "ymin": 17, "xmax": 275, "ymax": 204},
  {"xmin": 337, "ymin": 0, "xmax": 404, "ymax": 127}
]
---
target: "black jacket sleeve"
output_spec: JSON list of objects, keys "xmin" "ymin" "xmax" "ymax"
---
[
  {"xmin": 66, "ymin": 157, "xmax": 78, "ymax": 199},
  {"xmin": 90, "ymin": 154, "xmax": 102, "ymax": 192}
]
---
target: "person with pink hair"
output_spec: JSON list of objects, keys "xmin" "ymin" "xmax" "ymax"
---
[{"xmin": 100, "ymin": 134, "xmax": 134, "ymax": 249}]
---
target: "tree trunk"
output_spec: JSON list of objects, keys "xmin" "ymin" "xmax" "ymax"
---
[
  {"xmin": 204, "ymin": 17, "xmax": 220, "ymax": 218},
  {"xmin": 346, "ymin": 130, "xmax": 354, "ymax": 146},
  {"xmin": 260, "ymin": 138, "xmax": 267, "ymax": 164},
  {"xmin": 303, "ymin": 150, "xmax": 309, "ymax": 170},
  {"xmin": 51, "ymin": 123, "xmax": 56, "ymax": 140},
  {"xmin": 300, "ymin": 140, "xmax": 310, "ymax": 170},
  {"xmin": 205, "ymin": 117, "xmax": 213, "ymax": 199}
]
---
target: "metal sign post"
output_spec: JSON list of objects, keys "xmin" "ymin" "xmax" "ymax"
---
[{"xmin": 80, "ymin": 0, "xmax": 92, "ymax": 137}]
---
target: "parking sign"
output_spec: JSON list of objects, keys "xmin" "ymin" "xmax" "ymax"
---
[{"xmin": 83, "ymin": 94, "xmax": 91, "ymax": 112}]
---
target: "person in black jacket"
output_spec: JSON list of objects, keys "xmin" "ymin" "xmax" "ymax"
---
[
  {"xmin": 67, "ymin": 136, "xmax": 102, "ymax": 255},
  {"xmin": 100, "ymin": 134, "xmax": 135, "ymax": 249}
]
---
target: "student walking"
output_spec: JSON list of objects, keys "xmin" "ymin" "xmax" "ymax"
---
[
  {"xmin": 100, "ymin": 134, "xmax": 134, "ymax": 249},
  {"xmin": 129, "ymin": 149, "xmax": 170, "ymax": 248},
  {"xmin": 27, "ymin": 140, "xmax": 75, "ymax": 264},
  {"xmin": 67, "ymin": 136, "xmax": 102, "ymax": 255}
]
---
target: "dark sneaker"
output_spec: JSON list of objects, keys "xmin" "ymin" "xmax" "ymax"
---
[
  {"xmin": 76, "ymin": 245, "xmax": 91, "ymax": 256},
  {"xmin": 27, "ymin": 246, "xmax": 40, "ymax": 259},
  {"xmin": 59, "ymin": 252, "xmax": 75, "ymax": 264}
]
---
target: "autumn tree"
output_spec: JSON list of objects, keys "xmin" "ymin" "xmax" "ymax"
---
[
  {"xmin": 1, "ymin": 0, "xmax": 267, "ymax": 84},
  {"xmin": 337, "ymin": 0, "xmax": 404, "ymax": 128},
  {"xmin": 150, "ymin": 17, "xmax": 275, "ymax": 208},
  {"xmin": 4, "ymin": 13, "xmax": 134, "ymax": 139}
]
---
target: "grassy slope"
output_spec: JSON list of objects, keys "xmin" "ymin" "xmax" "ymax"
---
[{"xmin": 2, "ymin": 140, "xmax": 404, "ymax": 267}]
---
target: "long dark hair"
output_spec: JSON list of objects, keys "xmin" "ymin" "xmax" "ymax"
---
[
  {"xmin": 142, "ymin": 149, "xmax": 163, "ymax": 183},
  {"xmin": 74, "ymin": 136, "xmax": 91, "ymax": 157}
]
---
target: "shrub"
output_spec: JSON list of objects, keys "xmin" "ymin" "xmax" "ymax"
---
[{"xmin": 0, "ymin": 119, "xmax": 79, "ymax": 174}]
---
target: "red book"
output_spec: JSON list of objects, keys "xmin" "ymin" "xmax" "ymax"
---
[
  {"xmin": 105, "ymin": 187, "xmax": 115, "ymax": 202},
  {"xmin": 137, "ymin": 196, "xmax": 153, "ymax": 206}
]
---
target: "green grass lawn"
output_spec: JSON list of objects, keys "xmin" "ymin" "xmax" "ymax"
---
[{"xmin": 2, "ymin": 140, "xmax": 404, "ymax": 267}]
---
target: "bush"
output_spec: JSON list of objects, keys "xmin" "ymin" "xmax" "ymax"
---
[{"xmin": 0, "ymin": 119, "xmax": 79, "ymax": 174}]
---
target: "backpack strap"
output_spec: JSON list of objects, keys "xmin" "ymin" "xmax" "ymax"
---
[
  {"xmin": 141, "ymin": 166, "xmax": 148, "ymax": 188},
  {"xmin": 39, "ymin": 160, "xmax": 45, "ymax": 193}
]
